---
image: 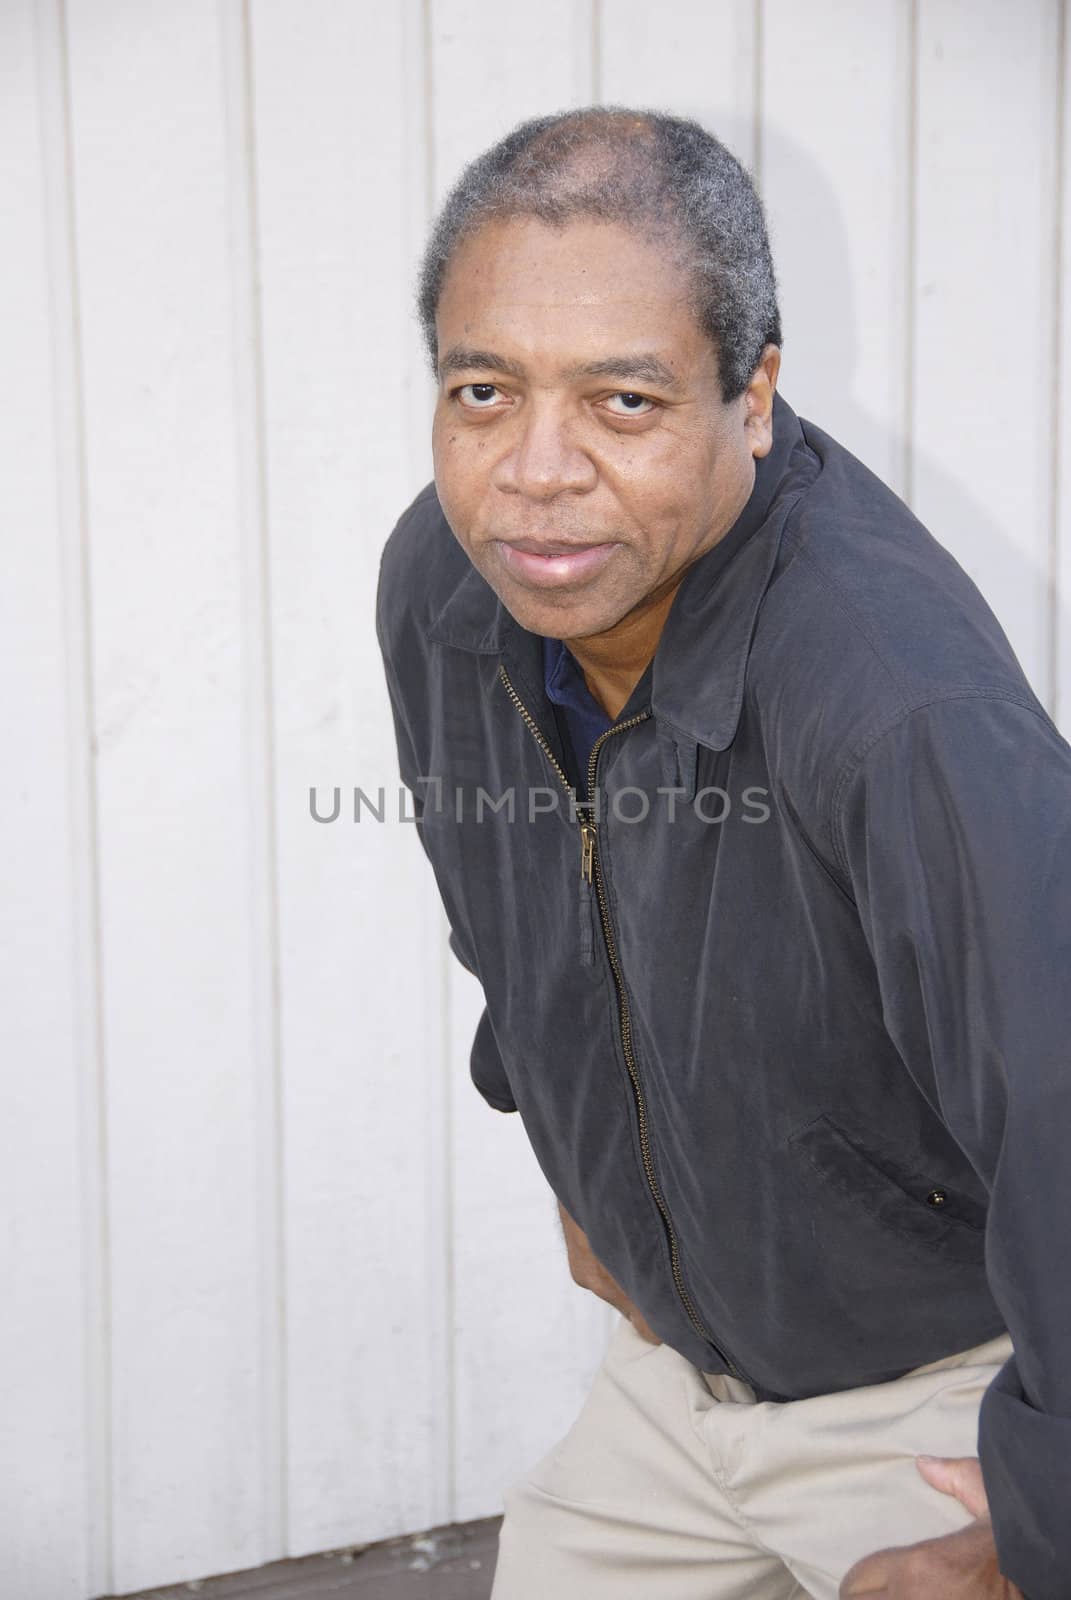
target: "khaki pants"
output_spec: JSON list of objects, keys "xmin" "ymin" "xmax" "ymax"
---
[{"xmin": 490, "ymin": 1315, "xmax": 1013, "ymax": 1599}]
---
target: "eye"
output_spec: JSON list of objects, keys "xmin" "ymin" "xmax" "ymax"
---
[
  {"xmin": 604, "ymin": 391, "xmax": 655, "ymax": 416},
  {"xmin": 455, "ymin": 382, "xmax": 502, "ymax": 408}
]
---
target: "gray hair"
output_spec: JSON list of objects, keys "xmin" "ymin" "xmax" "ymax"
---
[{"xmin": 416, "ymin": 105, "xmax": 782, "ymax": 403}]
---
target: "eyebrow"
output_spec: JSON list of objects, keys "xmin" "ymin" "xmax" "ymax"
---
[{"xmin": 437, "ymin": 345, "xmax": 685, "ymax": 394}]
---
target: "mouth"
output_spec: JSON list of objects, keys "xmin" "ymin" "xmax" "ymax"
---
[{"xmin": 494, "ymin": 536, "xmax": 618, "ymax": 589}]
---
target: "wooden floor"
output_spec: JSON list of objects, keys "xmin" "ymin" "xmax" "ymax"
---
[{"xmin": 98, "ymin": 1518, "xmax": 501, "ymax": 1600}]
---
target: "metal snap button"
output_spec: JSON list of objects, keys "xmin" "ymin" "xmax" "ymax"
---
[{"xmin": 926, "ymin": 1188, "xmax": 948, "ymax": 1207}]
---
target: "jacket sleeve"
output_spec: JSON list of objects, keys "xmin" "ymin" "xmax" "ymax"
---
[
  {"xmin": 831, "ymin": 691, "xmax": 1071, "ymax": 1600},
  {"xmin": 376, "ymin": 600, "xmax": 518, "ymax": 1114}
]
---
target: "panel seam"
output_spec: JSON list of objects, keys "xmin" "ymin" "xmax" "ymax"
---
[{"xmin": 829, "ymin": 690, "xmax": 1050, "ymax": 882}]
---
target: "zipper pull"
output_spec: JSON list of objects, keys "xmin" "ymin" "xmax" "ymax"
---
[{"xmin": 580, "ymin": 823, "xmax": 596, "ymax": 883}]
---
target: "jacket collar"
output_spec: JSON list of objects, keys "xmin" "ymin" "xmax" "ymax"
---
[
  {"xmin": 428, "ymin": 392, "xmax": 809, "ymax": 762},
  {"xmin": 648, "ymin": 391, "xmax": 806, "ymax": 754}
]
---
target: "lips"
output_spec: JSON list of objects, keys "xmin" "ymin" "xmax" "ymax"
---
[
  {"xmin": 495, "ymin": 536, "xmax": 618, "ymax": 588},
  {"xmin": 506, "ymin": 536, "xmax": 607, "ymax": 556}
]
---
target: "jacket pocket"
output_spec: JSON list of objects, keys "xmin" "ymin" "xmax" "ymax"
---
[{"xmin": 788, "ymin": 1113, "xmax": 986, "ymax": 1263}]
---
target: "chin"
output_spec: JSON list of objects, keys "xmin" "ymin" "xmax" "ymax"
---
[{"xmin": 499, "ymin": 589, "xmax": 623, "ymax": 641}]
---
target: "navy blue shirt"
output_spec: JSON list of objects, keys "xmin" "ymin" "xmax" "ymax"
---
[{"xmin": 542, "ymin": 636, "xmax": 612, "ymax": 801}]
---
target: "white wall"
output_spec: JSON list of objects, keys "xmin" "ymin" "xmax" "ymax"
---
[{"xmin": 2, "ymin": 2, "xmax": 1067, "ymax": 1595}]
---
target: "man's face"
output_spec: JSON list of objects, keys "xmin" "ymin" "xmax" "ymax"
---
[{"xmin": 431, "ymin": 214, "xmax": 775, "ymax": 643}]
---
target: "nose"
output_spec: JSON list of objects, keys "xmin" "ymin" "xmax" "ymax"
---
[{"xmin": 490, "ymin": 399, "xmax": 597, "ymax": 499}]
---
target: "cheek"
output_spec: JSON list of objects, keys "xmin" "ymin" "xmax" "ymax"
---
[
  {"xmin": 432, "ymin": 418, "xmax": 492, "ymax": 491},
  {"xmin": 642, "ymin": 434, "xmax": 726, "ymax": 517},
  {"xmin": 610, "ymin": 421, "xmax": 701, "ymax": 492},
  {"xmin": 610, "ymin": 459, "xmax": 691, "ymax": 534},
  {"xmin": 432, "ymin": 441, "xmax": 494, "ymax": 553},
  {"xmin": 432, "ymin": 434, "xmax": 472, "ymax": 518}
]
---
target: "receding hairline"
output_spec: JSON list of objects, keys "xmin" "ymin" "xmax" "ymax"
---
[
  {"xmin": 436, "ymin": 180, "xmax": 696, "ymax": 276},
  {"xmin": 416, "ymin": 103, "xmax": 782, "ymax": 404}
]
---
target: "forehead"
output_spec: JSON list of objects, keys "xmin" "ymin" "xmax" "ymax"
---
[{"xmin": 436, "ymin": 215, "xmax": 709, "ymax": 370}]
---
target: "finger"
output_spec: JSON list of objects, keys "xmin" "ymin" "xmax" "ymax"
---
[
  {"xmin": 915, "ymin": 1454, "xmax": 990, "ymax": 1520},
  {"xmin": 839, "ymin": 1549, "xmax": 891, "ymax": 1596},
  {"xmin": 839, "ymin": 1576, "xmax": 886, "ymax": 1596}
]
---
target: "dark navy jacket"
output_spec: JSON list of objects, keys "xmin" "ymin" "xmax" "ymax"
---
[{"xmin": 376, "ymin": 392, "xmax": 1071, "ymax": 1598}]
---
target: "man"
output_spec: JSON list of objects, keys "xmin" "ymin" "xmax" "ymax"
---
[{"xmin": 376, "ymin": 106, "xmax": 1070, "ymax": 1598}]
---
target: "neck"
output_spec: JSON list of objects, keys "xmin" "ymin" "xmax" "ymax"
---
[{"xmin": 564, "ymin": 582, "xmax": 680, "ymax": 721}]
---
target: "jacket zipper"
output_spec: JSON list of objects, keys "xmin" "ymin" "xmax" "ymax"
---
[{"xmin": 497, "ymin": 663, "xmax": 745, "ymax": 1379}]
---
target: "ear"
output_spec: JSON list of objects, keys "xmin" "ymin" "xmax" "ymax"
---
[{"xmin": 743, "ymin": 344, "xmax": 782, "ymax": 459}]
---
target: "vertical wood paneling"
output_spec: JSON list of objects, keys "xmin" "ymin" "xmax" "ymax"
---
[
  {"xmin": 217, "ymin": 0, "xmax": 286, "ymax": 1562},
  {"xmin": 599, "ymin": 0, "xmax": 758, "ymax": 169},
  {"xmin": 246, "ymin": 0, "xmax": 452, "ymax": 1551},
  {"xmin": 760, "ymin": 0, "xmax": 912, "ymax": 493},
  {"xmin": 430, "ymin": 0, "xmax": 595, "ymax": 201},
  {"xmin": 0, "ymin": 4, "xmax": 95, "ymax": 1595},
  {"xmin": 63, "ymin": 0, "xmax": 270, "ymax": 1586},
  {"xmin": 1057, "ymin": 0, "xmax": 1070, "ymax": 737},
  {"xmin": 913, "ymin": 0, "xmax": 1061, "ymax": 705},
  {"xmin": 427, "ymin": 0, "xmax": 616, "ymax": 1525}
]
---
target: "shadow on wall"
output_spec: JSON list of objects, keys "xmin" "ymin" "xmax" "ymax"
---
[{"xmin": 754, "ymin": 122, "xmax": 1062, "ymax": 722}]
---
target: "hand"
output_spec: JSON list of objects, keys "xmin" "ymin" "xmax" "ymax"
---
[
  {"xmin": 839, "ymin": 1455, "xmax": 1024, "ymax": 1597},
  {"xmin": 557, "ymin": 1201, "xmax": 662, "ymax": 1344}
]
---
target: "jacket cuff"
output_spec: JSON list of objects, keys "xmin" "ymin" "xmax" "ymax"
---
[
  {"xmin": 474, "ymin": 1087, "xmax": 518, "ymax": 1114},
  {"xmin": 978, "ymin": 1357, "xmax": 1071, "ymax": 1599},
  {"xmin": 469, "ymin": 1006, "xmax": 518, "ymax": 1113}
]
